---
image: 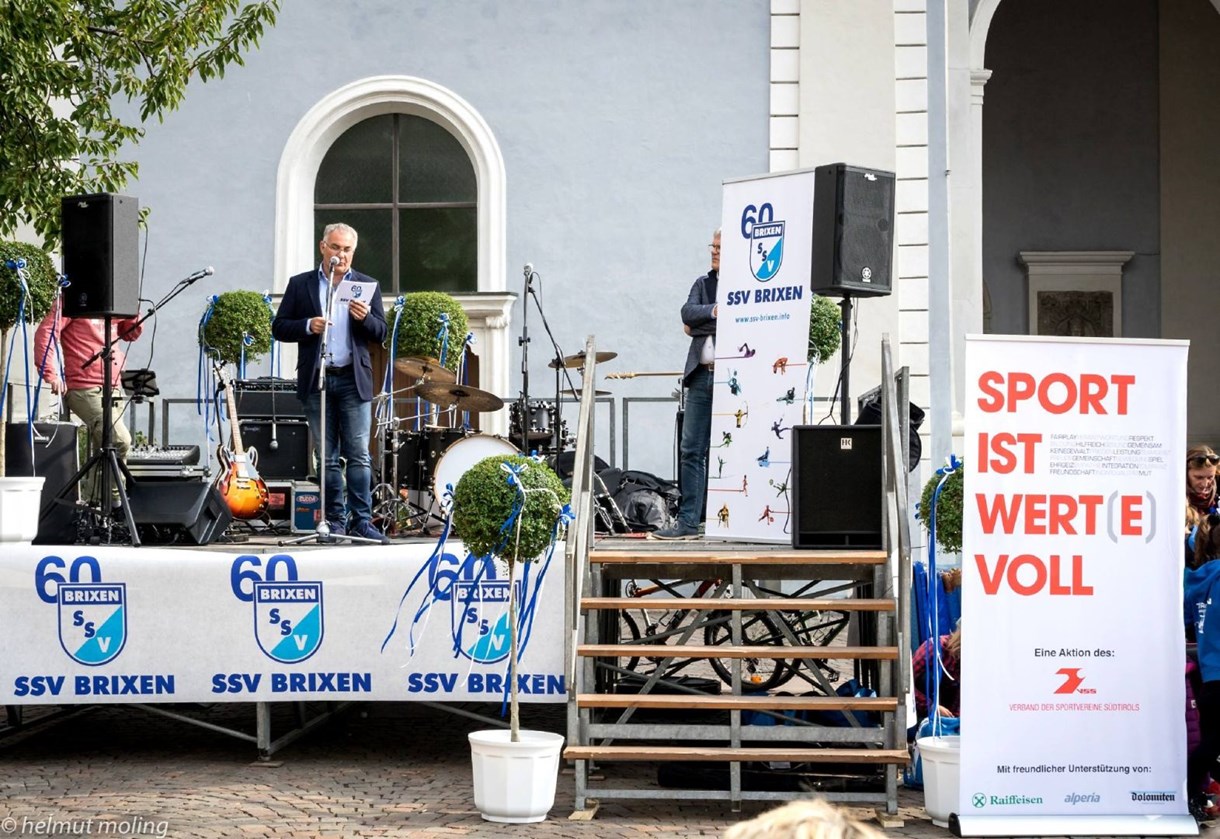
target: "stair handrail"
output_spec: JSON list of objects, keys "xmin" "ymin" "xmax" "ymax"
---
[
  {"xmin": 880, "ymin": 336, "xmax": 912, "ymax": 716},
  {"xmin": 563, "ymin": 336, "xmax": 598, "ymax": 750}
]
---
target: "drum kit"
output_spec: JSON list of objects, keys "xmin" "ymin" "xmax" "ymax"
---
[{"xmin": 372, "ymin": 349, "xmax": 623, "ymax": 535}]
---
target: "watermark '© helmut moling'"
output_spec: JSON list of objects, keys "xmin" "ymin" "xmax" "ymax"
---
[{"xmin": 0, "ymin": 815, "xmax": 169, "ymax": 837}]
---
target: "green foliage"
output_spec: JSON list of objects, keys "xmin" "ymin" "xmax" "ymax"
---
[
  {"xmin": 452, "ymin": 454, "xmax": 570, "ymax": 565},
  {"xmin": 808, "ymin": 295, "xmax": 842, "ymax": 364},
  {"xmin": 0, "ymin": 1, "xmax": 280, "ymax": 244},
  {"xmin": 0, "ymin": 241, "xmax": 58, "ymax": 331},
  {"xmin": 201, "ymin": 290, "xmax": 272, "ymax": 365},
  {"xmin": 387, "ymin": 292, "xmax": 470, "ymax": 373},
  {"xmin": 919, "ymin": 463, "xmax": 965, "ymax": 554}
]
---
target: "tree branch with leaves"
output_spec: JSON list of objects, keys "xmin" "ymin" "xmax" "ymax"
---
[{"xmin": 0, "ymin": 0, "xmax": 280, "ymax": 245}]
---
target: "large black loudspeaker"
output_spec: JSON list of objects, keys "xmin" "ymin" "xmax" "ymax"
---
[
  {"xmin": 237, "ymin": 419, "xmax": 311, "ymax": 480},
  {"xmin": 127, "ymin": 480, "xmax": 232, "ymax": 545},
  {"xmin": 61, "ymin": 193, "xmax": 141, "ymax": 317},
  {"xmin": 810, "ymin": 164, "xmax": 895, "ymax": 298},
  {"xmin": 5, "ymin": 422, "xmax": 79, "ymax": 545},
  {"xmin": 791, "ymin": 425, "xmax": 883, "ymax": 549}
]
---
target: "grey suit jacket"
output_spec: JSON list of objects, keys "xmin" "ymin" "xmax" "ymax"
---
[{"xmin": 681, "ymin": 269, "xmax": 718, "ymax": 387}]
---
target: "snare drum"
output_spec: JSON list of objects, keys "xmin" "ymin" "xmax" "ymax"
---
[{"xmin": 431, "ymin": 434, "xmax": 520, "ymax": 508}]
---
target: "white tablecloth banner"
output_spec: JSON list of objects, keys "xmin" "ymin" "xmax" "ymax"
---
[
  {"xmin": 0, "ymin": 541, "xmax": 565, "ymax": 704},
  {"xmin": 959, "ymin": 335, "xmax": 1190, "ymax": 835}
]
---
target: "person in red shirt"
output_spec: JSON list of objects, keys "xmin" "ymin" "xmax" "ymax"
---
[{"xmin": 33, "ymin": 298, "xmax": 143, "ymax": 506}]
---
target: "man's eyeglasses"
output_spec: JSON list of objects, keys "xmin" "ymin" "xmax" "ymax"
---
[
  {"xmin": 1190, "ymin": 454, "xmax": 1220, "ymax": 467},
  {"xmin": 707, "ymin": 244, "xmax": 721, "ymax": 253}
]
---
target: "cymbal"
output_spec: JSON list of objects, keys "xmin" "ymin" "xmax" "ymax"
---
[
  {"xmin": 415, "ymin": 382, "xmax": 505, "ymax": 413},
  {"xmin": 559, "ymin": 388, "xmax": 611, "ymax": 398},
  {"xmin": 393, "ymin": 356, "xmax": 457, "ymax": 384},
  {"xmin": 548, "ymin": 350, "xmax": 618, "ymax": 370}
]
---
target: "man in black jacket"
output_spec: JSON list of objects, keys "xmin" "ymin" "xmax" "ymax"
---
[{"xmin": 272, "ymin": 222, "xmax": 389, "ymax": 543}]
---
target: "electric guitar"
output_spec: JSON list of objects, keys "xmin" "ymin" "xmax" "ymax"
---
[{"xmin": 215, "ymin": 365, "xmax": 270, "ymax": 519}]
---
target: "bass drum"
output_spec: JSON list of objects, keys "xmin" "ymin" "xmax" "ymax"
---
[{"xmin": 431, "ymin": 434, "xmax": 520, "ymax": 512}]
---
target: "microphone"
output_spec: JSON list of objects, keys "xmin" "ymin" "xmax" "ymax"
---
[
  {"xmin": 185, "ymin": 266, "xmax": 214, "ymax": 283},
  {"xmin": 270, "ymin": 422, "xmax": 278, "ymax": 451},
  {"xmin": 523, "ymin": 263, "xmax": 533, "ymax": 279},
  {"xmin": 329, "ymin": 256, "xmax": 340, "ymax": 268}
]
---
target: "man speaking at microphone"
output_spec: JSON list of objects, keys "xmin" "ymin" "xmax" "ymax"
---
[{"xmin": 273, "ymin": 222, "xmax": 388, "ymax": 543}]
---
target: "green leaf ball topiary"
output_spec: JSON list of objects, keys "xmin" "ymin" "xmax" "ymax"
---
[
  {"xmin": 0, "ymin": 241, "xmax": 58, "ymax": 332},
  {"xmin": 201, "ymin": 290, "xmax": 273, "ymax": 366},
  {"xmin": 808, "ymin": 294, "xmax": 841, "ymax": 364},
  {"xmin": 387, "ymin": 292, "xmax": 470, "ymax": 373},
  {"xmin": 452, "ymin": 454, "xmax": 570, "ymax": 564},
  {"xmin": 919, "ymin": 463, "xmax": 965, "ymax": 554}
]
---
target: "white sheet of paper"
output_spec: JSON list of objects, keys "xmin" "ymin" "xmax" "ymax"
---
[{"xmin": 334, "ymin": 280, "xmax": 378, "ymax": 306}]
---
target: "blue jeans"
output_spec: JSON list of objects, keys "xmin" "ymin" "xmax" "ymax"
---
[
  {"xmin": 304, "ymin": 370, "xmax": 373, "ymax": 527},
  {"xmin": 677, "ymin": 366, "xmax": 713, "ymax": 529}
]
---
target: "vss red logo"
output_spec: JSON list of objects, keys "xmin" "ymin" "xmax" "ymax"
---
[{"xmin": 1054, "ymin": 668, "xmax": 1096, "ymax": 694}]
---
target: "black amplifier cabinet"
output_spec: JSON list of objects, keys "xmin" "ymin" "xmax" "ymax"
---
[
  {"xmin": 6, "ymin": 422, "xmax": 79, "ymax": 545},
  {"xmin": 234, "ymin": 378, "xmax": 304, "ymax": 419},
  {"xmin": 238, "ymin": 419, "xmax": 312, "ymax": 480},
  {"xmin": 791, "ymin": 424, "xmax": 883, "ymax": 549}
]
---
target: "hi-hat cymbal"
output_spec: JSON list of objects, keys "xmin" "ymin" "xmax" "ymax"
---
[
  {"xmin": 415, "ymin": 382, "xmax": 505, "ymax": 413},
  {"xmin": 393, "ymin": 356, "xmax": 457, "ymax": 384},
  {"xmin": 548, "ymin": 350, "xmax": 618, "ymax": 370},
  {"xmin": 559, "ymin": 388, "xmax": 611, "ymax": 398}
]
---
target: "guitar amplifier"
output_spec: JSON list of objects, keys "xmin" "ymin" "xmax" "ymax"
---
[
  {"xmin": 237, "ymin": 419, "xmax": 311, "ymax": 480},
  {"xmin": 234, "ymin": 378, "xmax": 304, "ymax": 419}
]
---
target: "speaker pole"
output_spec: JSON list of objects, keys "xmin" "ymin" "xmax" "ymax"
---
[{"xmin": 839, "ymin": 295, "xmax": 853, "ymax": 424}]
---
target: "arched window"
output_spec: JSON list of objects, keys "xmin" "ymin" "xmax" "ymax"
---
[
  {"xmin": 275, "ymin": 77, "xmax": 514, "ymax": 432},
  {"xmin": 314, "ymin": 114, "xmax": 477, "ymax": 294}
]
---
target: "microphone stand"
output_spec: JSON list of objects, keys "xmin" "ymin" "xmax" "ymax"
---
[
  {"xmin": 517, "ymin": 267, "xmax": 532, "ymax": 454},
  {"xmin": 282, "ymin": 262, "xmax": 378, "ymax": 546},
  {"xmin": 524, "ymin": 275, "xmax": 579, "ymax": 459}
]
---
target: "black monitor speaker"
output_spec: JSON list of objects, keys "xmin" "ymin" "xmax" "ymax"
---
[
  {"xmin": 6, "ymin": 422, "xmax": 80, "ymax": 545},
  {"xmin": 810, "ymin": 163, "xmax": 895, "ymax": 298},
  {"xmin": 61, "ymin": 193, "xmax": 141, "ymax": 317},
  {"xmin": 791, "ymin": 424, "xmax": 883, "ymax": 549},
  {"xmin": 127, "ymin": 480, "xmax": 232, "ymax": 545}
]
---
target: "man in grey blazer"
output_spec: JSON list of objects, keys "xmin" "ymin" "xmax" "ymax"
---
[
  {"xmin": 655, "ymin": 229, "xmax": 719, "ymax": 539},
  {"xmin": 272, "ymin": 222, "xmax": 389, "ymax": 543}
]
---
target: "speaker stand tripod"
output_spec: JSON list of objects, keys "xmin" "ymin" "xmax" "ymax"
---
[
  {"xmin": 838, "ymin": 294, "xmax": 855, "ymax": 424},
  {"xmin": 49, "ymin": 315, "xmax": 140, "ymax": 545}
]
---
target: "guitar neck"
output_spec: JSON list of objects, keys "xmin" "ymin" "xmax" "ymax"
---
[{"xmin": 221, "ymin": 372, "xmax": 246, "ymax": 458}]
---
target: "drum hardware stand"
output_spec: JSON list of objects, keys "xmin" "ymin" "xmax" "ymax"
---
[
  {"xmin": 280, "ymin": 261, "xmax": 380, "ymax": 546},
  {"xmin": 371, "ymin": 397, "xmax": 436, "ymax": 535},
  {"xmin": 517, "ymin": 263, "xmax": 534, "ymax": 454},
  {"xmin": 522, "ymin": 267, "xmax": 579, "ymax": 457},
  {"xmin": 47, "ymin": 266, "xmax": 212, "ymax": 545}
]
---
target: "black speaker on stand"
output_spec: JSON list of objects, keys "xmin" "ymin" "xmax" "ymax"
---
[
  {"xmin": 60, "ymin": 193, "xmax": 141, "ymax": 318},
  {"xmin": 810, "ymin": 164, "xmax": 895, "ymax": 424}
]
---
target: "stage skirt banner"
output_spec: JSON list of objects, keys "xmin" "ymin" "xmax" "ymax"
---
[
  {"xmin": 0, "ymin": 542, "xmax": 565, "ymax": 705},
  {"xmin": 959, "ymin": 335, "xmax": 1190, "ymax": 834},
  {"xmin": 712, "ymin": 169, "xmax": 816, "ymax": 543}
]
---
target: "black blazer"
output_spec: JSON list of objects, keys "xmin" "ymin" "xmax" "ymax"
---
[{"xmin": 272, "ymin": 268, "xmax": 388, "ymax": 403}]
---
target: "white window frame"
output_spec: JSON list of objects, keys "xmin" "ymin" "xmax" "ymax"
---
[{"xmin": 273, "ymin": 76, "xmax": 514, "ymax": 432}]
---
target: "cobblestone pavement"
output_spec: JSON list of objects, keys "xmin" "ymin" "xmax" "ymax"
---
[{"xmin": 0, "ymin": 702, "xmax": 1206, "ymax": 839}]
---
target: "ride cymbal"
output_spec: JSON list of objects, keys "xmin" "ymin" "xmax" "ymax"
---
[
  {"xmin": 548, "ymin": 350, "xmax": 618, "ymax": 369},
  {"xmin": 415, "ymin": 382, "xmax": 505, "ymax": 413},
  {"xmin": 393, "ymin": 356, "xmax": 457, "ymax": 384}
]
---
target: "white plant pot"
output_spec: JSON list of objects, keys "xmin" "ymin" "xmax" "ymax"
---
[
  {"xmin": 469, "ymin": 728, "xmax": 564, "ymax": 823},
  {"xmin": 917, "ymin": 734, "xmax": 961, "ymax": 828},
  {"xmin": 0, "ymin": 476, "xmax": 45, "ymax": 544}
]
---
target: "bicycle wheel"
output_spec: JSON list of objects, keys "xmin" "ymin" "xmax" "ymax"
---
[
  {"xmin": 619, "ymin": 609, "xmax": 641, "ymax": 674},
  {"xmin": 704, "ymin": 609, "xmax": 790, "ymax": 691},
  {"xmin": 772, "ymin": 609, "xmax": 849, "ymax": 688}
]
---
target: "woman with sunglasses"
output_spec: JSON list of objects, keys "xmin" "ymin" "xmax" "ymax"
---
[{"xmin": 1187, "ymin": 446, "xmax": 1220, "ymax": 552}]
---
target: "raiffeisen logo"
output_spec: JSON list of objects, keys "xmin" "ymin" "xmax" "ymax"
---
[{"xmin": 972, "ymin": 792, "xmax": 1045, "ymax": 807}]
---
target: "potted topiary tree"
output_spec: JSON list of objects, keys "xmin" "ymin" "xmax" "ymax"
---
[
  {"xmin": 919, "ymin": 459, "xmax": 964, "ymax": 556},
  {"xmin": 452, "ymin": 452, "xmax": 570, "ymax": 823},
  {"xmin": 0, "ymin": 241, "xmax": 60, "ymax": 542},
  {"xmin": 199, "ymin": 290, "xmax": 273, "ymax": 369},
  {"xmin": 387, "ymin": 291, "xmax": 470, "ymax": 374}
]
